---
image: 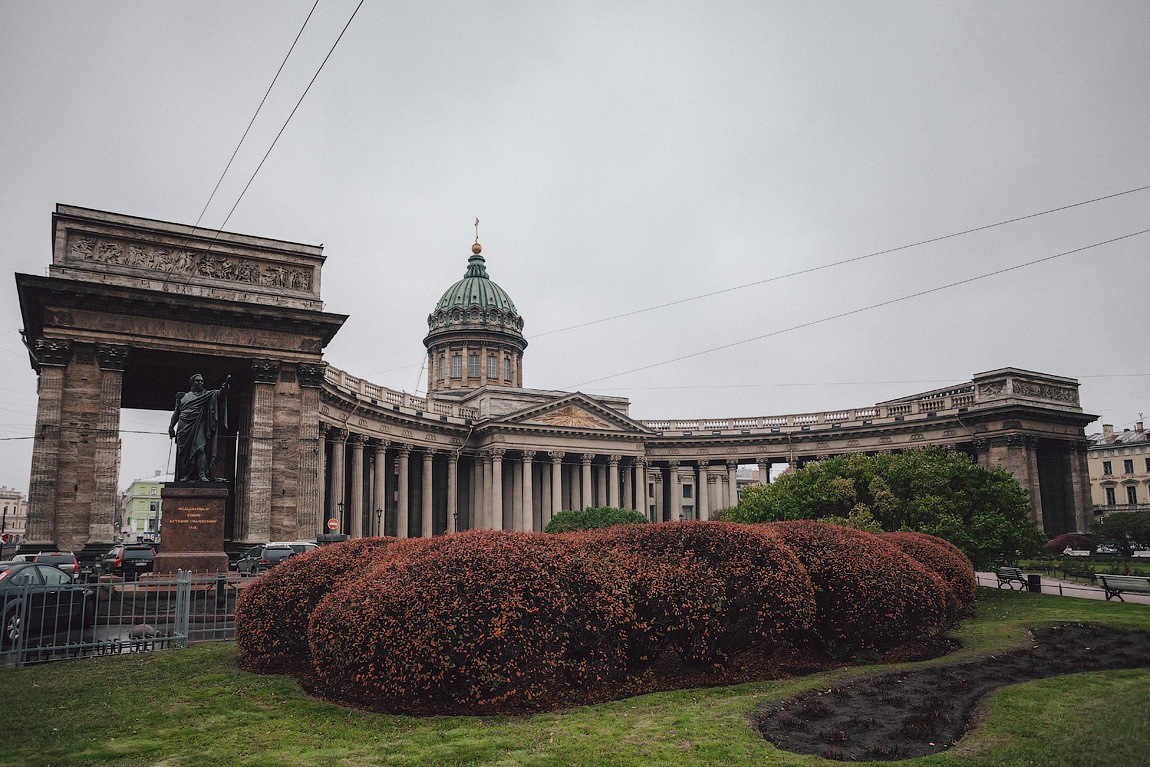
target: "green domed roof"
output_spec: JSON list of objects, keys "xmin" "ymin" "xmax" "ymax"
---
[{"xmin": 434, "ymin": 251, "xmax": 518, "ymax": 314}]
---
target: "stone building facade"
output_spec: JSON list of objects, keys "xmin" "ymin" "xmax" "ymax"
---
[
  {"xmin": 16, "ymin": 205, "xmax": 1098, "ymax": 552},
  {"xmin": 1087, "ymin": 420, "xmax": 1150, "ymax": 517}
]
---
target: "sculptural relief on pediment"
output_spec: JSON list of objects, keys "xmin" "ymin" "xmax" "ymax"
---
[{"xmin": 532, "ymin": 406, "xmax": 610, "ymax": 429}]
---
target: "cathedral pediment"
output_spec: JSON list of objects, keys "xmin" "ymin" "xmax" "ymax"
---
[{"xmin": 494, "ymin": 393, "xmax": 649, "ymax": 434}]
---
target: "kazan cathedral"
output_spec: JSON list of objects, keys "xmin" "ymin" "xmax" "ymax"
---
[{"xmin": 18, "ymin": 206, "xmax": 1096, "ymax": 555}]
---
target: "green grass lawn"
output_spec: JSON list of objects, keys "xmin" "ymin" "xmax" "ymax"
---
[{"xmin": 2, "ymin": 588, "xmax": 1147, "ymax": 767}]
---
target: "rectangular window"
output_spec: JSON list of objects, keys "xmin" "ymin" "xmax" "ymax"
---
[
  {"xmin": 487, "ymin": 356, "xmax": 497, "ymax": 379},
  {"xmin": 1145, "ymin": 457, "xmax": 1150, "ymax": 473},
  {"xmin": 1102, "ymin": 461, "xmax": 1113, "ymax": 475},
  {"xmin": 1105, "ymin": 486, "xmax": 1116, "ymax": 505},
  {"xmin": 469, "ymin": 354, "xmax": 479, "ymax": 378},
  {"xmin": 504, "ymin": 358, "xmax": 511, "ymax": 381},
  {"xmin": 439, "ymin": 355, "xmax": 446, "ymax": 380},
  {"xmin": 682, "ymin": 485, "xmax": 693, "ymax": 499},
  {"xmin": 451, "ymin": 355, "xmax": 461, "ymax": 378},
  {"xmin": 682, "ymin": 505, "xmax": 694, "ymax": 520},
  {"xmin": 1126, "ymin": 485, "xmax": 1139, "ymax": 505},
  {"xmin": 1124, "ymin": 459, "xmax": 1134, "ymax": 474},
  {"xmin": 149, "ymin": 502, "xmax": 157, "ymax": 512},
  {"xmin": 648, "ymin": 482, "xmax": 654, "ymax": 497}
]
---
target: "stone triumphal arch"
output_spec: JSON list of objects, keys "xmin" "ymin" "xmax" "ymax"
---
[{"xmin": 16, "ymin": 205, "xmax": 1097, "ymax": 554}]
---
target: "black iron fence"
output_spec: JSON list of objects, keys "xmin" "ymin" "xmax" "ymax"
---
[{"xmin": 1, "ymin": 570, "xmax": 238, "ymax": 668}]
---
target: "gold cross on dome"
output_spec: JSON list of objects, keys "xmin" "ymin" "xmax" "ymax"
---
[{"xmin": 474, "ymin": 217, "xmax": 480, "ymax": 244}]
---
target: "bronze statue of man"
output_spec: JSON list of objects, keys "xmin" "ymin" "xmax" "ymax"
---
[{"xmin": 169, "ymin": 373, "xmax": 230, "ymax": 482}]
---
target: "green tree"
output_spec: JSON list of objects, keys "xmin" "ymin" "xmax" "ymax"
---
[
  {"xmin": 544, "ymin": 506, "xmax": 648, "ymax": 534},
  {"xmin": 1092, "ymin": 510, "xmax": 1150, "ymax": 558},
  {"xmin": 725, "ymin": 447, "xmax": 1044, "ymax": 569}
]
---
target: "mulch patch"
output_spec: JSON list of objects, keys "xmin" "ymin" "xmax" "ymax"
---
[{"xmin": 751, "ymin": 623, "xmax": 1150, "ymax": 761}]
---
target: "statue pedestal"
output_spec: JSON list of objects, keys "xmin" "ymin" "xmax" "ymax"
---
[{"xmin": 154, "ymin": 484, "xmax": 230, "ymax": 574}]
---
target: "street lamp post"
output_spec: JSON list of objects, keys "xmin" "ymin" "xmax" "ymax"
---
[{"xmin": 375, "ymin": 508, "xmax": 382, "ymax": 537}]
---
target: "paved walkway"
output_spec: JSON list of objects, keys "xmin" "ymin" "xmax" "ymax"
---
[{"xmin": 976, "ymin": 571, "xmax": 1150, "ymax": 605}]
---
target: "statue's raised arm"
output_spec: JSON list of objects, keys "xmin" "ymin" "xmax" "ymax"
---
[{"xmin": 170, "ymin": 373, "xmax": 230, "ymax": 483}]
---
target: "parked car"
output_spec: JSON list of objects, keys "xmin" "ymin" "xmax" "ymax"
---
[
  {"xmin": 0, "ymin": 562, "xmax": 97, "ymax": 647},
  {"xmin": 94, "ymin": 545, "xmax": 156, "ymax": 580},
  {"xmin": 23, "ymin": 552, "xmax": 81, "ymax": 581},
  {"xmin": 236, "ymin": 545, "xmax": 295, "ymax": 576},
  {"xmin": 269, "ymin": 541, "xmax": 318, "ymax": 556}
]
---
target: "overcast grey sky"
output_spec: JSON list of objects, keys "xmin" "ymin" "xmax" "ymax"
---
[{"xmin": 1, "ymin": 1, "xmax": 1147, "ymax": 493}]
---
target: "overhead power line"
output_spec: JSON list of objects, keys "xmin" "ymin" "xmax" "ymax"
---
[
  {"xmin": 194, "ymin": 0, "xmax": 320, "ymax": 229},
  {"xmin": 532, "ymin": 183, "xmax": 1150, "ymax": 340},
  {"xmin": 566, "ymin": 228, "xmax": 1150, "ymax": 389},
  {"xmin": 217, "ymin": 0, "xmax": 365, "ymax": 232}
]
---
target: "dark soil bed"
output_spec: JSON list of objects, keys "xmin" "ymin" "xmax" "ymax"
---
[{"xmin": 751, "ymin": 624, "xmax": 1150, "ymax": 761}]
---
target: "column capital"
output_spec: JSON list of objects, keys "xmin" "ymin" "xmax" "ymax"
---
[
  {"xmin": 707, "ymin": 475, "xmax": 718, "ymax": 484},
  {"xmin": 608, "ymin": 454, "xmax": 621, "ymax": 466},
  {"xmin": 298, "ymin": 362, "xmax": 327, "ymax": 388},
  {"xmin": 973, "ymin": 438, "xmax": 989, "ymax": 451},
  {"xmin": 1005, "ymin": 434, "xmax": 1026, "ymax": 448},
  {"xmin": 95, "ymin": 343, "xmax": 131, "ymax": 372},
  {"xmin": 580, "ymin": 453, "xmax": 595, "ymax": 465},
  {"xmin": 395, "ymin": 443, "xmax": 412, "ymax": 457},
  {"xmin": 522, "ymin": 450, "xmax": 536, "ymax": 461},
  {"xmin": 548, "ymin": 451, "xmax": 565, "ymax": 462},
  {"xmin": 447, "ymin": 451, "xmax": 459, "ymax": 464},
  {"xmin": 423, "ymin": 447, "xmax": 437, "ymax": 458},
  {"xmin": 371, "ymin": 439, "xmax": 389, "ymax": 452},
  {"xmin": 347, "ymin": 432, "xmax": 364, "ymax": 445},
  {"xmin": 32, "ymin": 338, "xmax": 72, "ymax": 367},
  {"xmin": 490, "ymin": 447, "xmax": 506, "ymax": 459},
  {"xmin": 251, "ymin": 358, "xmax": 280, "ymax": 384},
  {"xmin": 726, "ymin": 459, "xmax": 739, "ymax": 469},
  {"xmin": 668, "ymin": 459, "xmax": 680, "ymax": 469}
]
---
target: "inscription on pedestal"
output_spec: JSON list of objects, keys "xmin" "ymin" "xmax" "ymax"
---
[{"xmin": 154, "ymin": 484, "xmax": 230, "ymax": 574}]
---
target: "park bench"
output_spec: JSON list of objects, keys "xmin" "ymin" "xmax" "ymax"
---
[
  {"xmin": 1094, "ymin": 573, "xmax": 1150, "ymax": 602},
  {"xmin": 996, "ymin": 567, "xmax": 1028, "ymax": 589}
]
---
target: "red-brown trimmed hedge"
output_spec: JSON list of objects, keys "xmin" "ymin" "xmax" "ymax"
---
[
  {"xmin": 307, "ymin": 530, "xmax": 633, "ymax": 712},
  {"xmin": 884, "ymin": 531, "xmax": 977, "ymax": 620},
  {"xmin": 236, "ymin": 537, "xmax": 406, "ymax": 672},
  {"xmin": 572, "ymin": 522, "xmax": 816, "ymax": 667},
  {"xmin": 765, "ymin": 521, "xmax": 948, "ymax": 653}
]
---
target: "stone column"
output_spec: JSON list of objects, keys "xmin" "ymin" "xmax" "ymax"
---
[
  {"xmin": 316, "ymin": 424, "xmax": 328, "ymax": 533},
  {"xmin": 473, "ymin": 452, "xmax": 487, "ymax": 530},
  {"xmin": 1024, "ymin": 436, "xmax": 1044, "ymax": 530},
  {"xmin": 622, "ymin": 461, "xmax": 633, "ymax": 510},
  {"xmin": 490, "ymin": 448, "xmax": 505, "ymax": 530},
  {"xmin": 396, "ymin": 444, "xmax": 410, "ymax": 538},
  {"xmin": 697, "ymin": 462, "xmax": 710, "ymax": 521},
  {"xmin": 1069, "ymin": 440, "xmax": 1093, "ymax": 534},
  {"xmin": 634, "ymin": 459, "xmax": 647, "ymax": 518},
  {"xmin": 25, "ymin": 340, "xmax": 72, "ymax": 545},
  {"xmin": 298, "ymin": 363, "xmax": 327, "ymax": 539},
  {"xmin": 757, "ymin": 458, "xmax": 770, "ymax": 486},
  {"xmin": 373, "ymin": 441, "xmax": 388, "ymax": 535},
  {"xmin": 550, "ymin": 452, "xmax": 563, "ymax": 520},
  {"xmin": 972, "ymin": 439, "xmax": 990, "ymax": 469},
  {"xmin": 328, "ymin": 428, "xmax": 346, "ymax": 533},
  {"xmin": 521, "ymin": 451, "xmax": 535, "ymax": 531},
  {"xmin": 349, "ymin": 434, "xmax": 365, "ymax": 538},
  {"xmin": 727, "ymin": 460, "xmax": 739, "ymax": 507},
  {"xmin": 581, "ymin": 454, "xmax": 594, "ymax": 511},
  {"xmin": 608, "ymin": 455, "xmax": 621, "ymax": 508},
  {"xmin": 91, "ymin": 344, "xmax": 129, "ymax": 544},
  {"xmin": 237, "ymin": 358, "xmax": 278, "ymax": 543},
  {"xmin": 541, "ymin": 457, "xmax": 553, "ymax": 527},
  {"xmin": 511, "ymin": 455, "xmax": 523, "ymax": 530},
  {"xmin": 652, "ymin": 472, "xmax": 663, "ymax": 522},
  {"xmin": 447, "ymin": 452, "xmax": 459, "ymax": 533},
  {"xmin": 422, "ymin": 448, "xmax": 435, "ymax": 537},
  {"xmin": 670, "ymin": 460, "xmax": 685, "ymax": 520}
]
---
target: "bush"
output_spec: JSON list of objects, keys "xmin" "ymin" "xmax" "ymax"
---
[
  {"xmin": 235, "ymin": 537, "xmax": 405, "ymax": 673},
  {"xmin": 1043, "ymin": 532, "xmax": 1093, "ymax": 557},
  {"xmin": 544, "ymin": 506, "xmax": 649, "ymax": 533},
  {"xmin": 765, "ymin": 521, "xmax": 948, "ymax": 653},
  {"xmin": 307, "ymin": 530, "xmax": 634, "ymax": 712},
  {"xmin": 571, "ymin": 521, "xmax": 816, "ymax": 667},
  {"xmin": 884, "ymin": 531, "xmax": 977, "ymax": 620}
]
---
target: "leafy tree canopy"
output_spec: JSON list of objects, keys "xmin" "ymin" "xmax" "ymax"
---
[
  {"xmin": 1091, "ymin": 510, "xmax": 1150, "ymax": 558},
  {"xmin": 544, "ymin": 506, "xmax": 649, "ymax": 534},
  {"xmin": 725, "ymin": 447, "xmax": 1044, "ymax": 568}
]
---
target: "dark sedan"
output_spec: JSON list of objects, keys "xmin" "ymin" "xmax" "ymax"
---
[
  {"xmin": 0, "ymin": 562, "xmax": 97, "ymax": 647},
  {"xmin": 236, "ymin": 545, "xmax": 294, "ymax": 576}
]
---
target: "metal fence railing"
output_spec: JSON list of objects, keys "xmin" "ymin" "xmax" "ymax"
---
[{"xmin": 1, "ymin": 570, "xmax": 238, "ymax": 668}]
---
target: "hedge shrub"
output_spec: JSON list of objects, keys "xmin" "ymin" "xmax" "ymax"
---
[
  {"xmin": 883, "ymin": 531, "xmax": 977, "ymax": 621},
  {"xmin": 572, "ymin": 521, "xmax": 816, "ymax": 667},
  {"xmin": 765, "ymin": 521, "xmax": 948, "ymax": 653},
  {"xmin": 236, "ymin": 537, "xmax": 406, "ymax": 673},
  {"xmin": 307, "ymin": 530, "xmax": 633, "ymax": 712},
  {"xmin": 544, "ymin": 506, "xmax": 648, "ymax": 533}
]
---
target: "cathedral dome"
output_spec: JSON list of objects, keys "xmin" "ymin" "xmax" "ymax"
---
[{"xmin": 424, "ymin": 241, "xmax": 527, "ymax": 393}]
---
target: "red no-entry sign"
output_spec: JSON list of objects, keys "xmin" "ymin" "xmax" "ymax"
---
[{"xmin": 326, "ymin": 518, "xmax": 339, "ymax": 530}]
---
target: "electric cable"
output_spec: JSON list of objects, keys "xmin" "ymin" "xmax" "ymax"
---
[
  {"xmin": 565, "ymin": 228, "xmax": 1150, "ymax": 389},
  {"xmin": 532, "ymin": 183, "xmax": 1150, "ymax": 340}
]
